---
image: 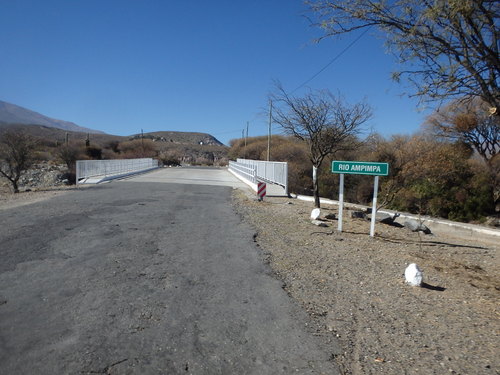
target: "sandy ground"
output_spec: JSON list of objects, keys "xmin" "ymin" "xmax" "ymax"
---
[{"xmin": 232, "ymin": 190, "xmax": 499, "ymax": 375}]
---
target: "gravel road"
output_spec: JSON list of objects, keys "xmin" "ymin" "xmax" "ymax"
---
[
  {"xmin": 233, "ymin": 191, "xmax": 499, "ymax": 375},
  {"xmin": 0, "ymin": 179, "xmax": 339, "ymax": 374}
]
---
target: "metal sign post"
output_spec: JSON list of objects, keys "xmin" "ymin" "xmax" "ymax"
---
[
  {"xmin": 332, "ymin": 161, "xmax": 389, "ymax": 237},
  {"xmin": 370, "ymin": 176, "xmax": 379, "ymax": 237},
  {"xmin": 338, "ymin": 173, "xmax": 344, "ymax": 232}
]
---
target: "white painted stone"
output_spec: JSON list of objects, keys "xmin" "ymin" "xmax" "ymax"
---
[
  {"xmin": 310, "ymin": 208, "xmax": 321, "ymax": 220},
  {"xmin": 405, "ymin": 263, "xmax": 423, "ymax": 286}
]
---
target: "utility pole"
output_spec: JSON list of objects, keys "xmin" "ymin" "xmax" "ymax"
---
[
  {"xmin": 241, "ymin": 129, "xmax": 245, "ymax": 158},
  {"xmin": 244, "ymin": 122, "xmax": 249, "ymax": 159},
  {"xmin": 141, "ymin": 129, "xmax": 144, "ymax": 153},
  {"xmin": 267, "ymin": 99, "xmax": 272, "ymax": 161}
]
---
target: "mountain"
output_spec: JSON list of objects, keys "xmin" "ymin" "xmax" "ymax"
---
[
  {"xmin": 0, "ymin": 100, "xmax": 104, "ymax": 134},
  {"xmin": 0, "ymin": 123, "xmax": 123, "ymax": 146}
]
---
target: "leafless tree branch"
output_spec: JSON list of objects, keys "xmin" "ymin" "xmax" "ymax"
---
[
  {"xmin": 307, "ymin": 0, "xmax": 500, "ymax": 111},
  {"xmin": 270, "ymin": 82, "xmax": 372, "ymax": 207}
]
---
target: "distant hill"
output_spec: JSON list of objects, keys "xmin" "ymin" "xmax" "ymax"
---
[
  {"xmin": 131, "ymin": 131, "xmax": 224, "ymax": 146},
  {"xmin": 0, "ymin": 100, "xmax": 104, "ymax": 134}
]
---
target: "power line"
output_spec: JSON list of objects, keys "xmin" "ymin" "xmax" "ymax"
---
[
  {"xmin": 229, "ymin": 28, "xmax": 371, "ymax": 142},
  {"xmin": 291, "ymin": 27, "xmax": 372, "ymax": 93}
]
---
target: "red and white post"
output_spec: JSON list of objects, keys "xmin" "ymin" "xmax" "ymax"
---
[{"xmin": 257, "ymin": 182, "xmax": 266, "ymax": 201}]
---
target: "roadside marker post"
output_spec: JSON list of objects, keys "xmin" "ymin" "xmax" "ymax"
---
[
  {"xmin": 338, "ymin": 173, "xmax": 344, "ymax": 232},
  {"xmin": 332, "ymin": 161, "xmax": 389, "ymax": 237},
  {"xmin": 257, "ymin": 181, "xmax": 266, "ymax": 201},
  {"xmin": 370, "ymin": 176, "xmax": 380, "ymax": 237}
]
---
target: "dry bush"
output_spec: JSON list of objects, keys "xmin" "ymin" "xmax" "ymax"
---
[
  {"xmin": 230, "ymin": 131, "xmax": 495, "ymax": 221},
  {"xmin": 158, "ymin": 150, "xmax": 182, "ymax": 166},
  {"xmin": 56, "ymin": 142, "xmax": 84, "ymax": 171},
  {"xmin": 228, "ymin": 136, "xmax": 269, "ymax": 160},
  {"xmin": 119, "ymin": 139, "xmax": 157, "ymax": 158},
  {"xmin": 104, "ymin": 140, "xmax": 120, "ymax": 153},
  {"xmin": 101, "ymin": 148, "xmax": 120, "ymax": 160},
  {"xmin": 361, "ymin": 134, "xmax": 494, "ymax": 220},
  {"xmin": 85, "ymin": 145, "xmax": 102, "ymax": 160},
  {"xmin": 270, "ymin": 138, "xmax": 312, "ymax": 195},
  {"xmin": 0, "ymin": 131, "xmax": 37, "ymax": 193}
]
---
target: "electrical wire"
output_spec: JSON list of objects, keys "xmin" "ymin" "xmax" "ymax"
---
[
  {"xmin": 291, "ymin": 27, "xmax": 372, "ymax": 94},
  {"xmin": 234, "ymin": 28, "xmax": 371, "ymax": 140}
]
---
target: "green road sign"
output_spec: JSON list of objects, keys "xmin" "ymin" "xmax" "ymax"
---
[{"xmin": 332, "ymin": 161, "xmax": 389, "ymax": 176}]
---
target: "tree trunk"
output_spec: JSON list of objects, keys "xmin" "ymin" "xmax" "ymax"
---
[
  {"xmin": 312, "ymin": 165, "xmax": 320, "ymax": 208},
  {"xmin": 12, "ymin": 180, "xmax": 19, "ymax": 194}
]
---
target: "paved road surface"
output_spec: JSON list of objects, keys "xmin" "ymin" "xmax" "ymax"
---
[
  {"xmin": 128, "ymin": 167, "xmax": 287, "ymax": 196},
  {"xmin": 126, "ymin": 166, "xmax": 250, "ymax": 188},
  {"xmin": 0, "ymin": 168, "xmax": 338, "ymax": 374}
]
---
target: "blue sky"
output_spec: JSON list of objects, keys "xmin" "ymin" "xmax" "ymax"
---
[{"xmin": 0, "ymin": 0, "xmax": 430, "ymax": 145}]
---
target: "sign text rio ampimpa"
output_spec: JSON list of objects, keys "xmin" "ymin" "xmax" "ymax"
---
[{"xmin": 332, "ymin": 161, "xmax": 389, "ymax": 176}]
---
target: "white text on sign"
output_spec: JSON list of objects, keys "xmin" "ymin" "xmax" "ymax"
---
[{"xmin": 337, "ymin": 164, "xmax": 382, "ymax": 173}]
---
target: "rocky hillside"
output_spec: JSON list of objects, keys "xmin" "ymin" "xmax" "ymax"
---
[
  {"xmin": 0, "ymin": 162, "xmax": 70, "ymax": 194},
  {"xmin": 130, "ymin": 131, "xmax": 223, "ymax": 146}
]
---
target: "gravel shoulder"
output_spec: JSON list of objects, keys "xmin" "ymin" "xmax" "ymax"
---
[
  {"xmin": 0, "ymin": 186, "xmax": 82, "ymax": 211},
  {"xmin": 232, "ymin": 190, "xmax": 499, "ymax": 375}
]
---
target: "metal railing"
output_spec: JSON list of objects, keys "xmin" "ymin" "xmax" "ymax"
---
[
  {"xmin": 76, "ymin": 158, "xmax": 159, "ymax": 184},
  {"xmin": 229, "ymin": 158, "xmax": 288, "ymax": 195},
  {"xmin": 228, "ymin": 160, "xmax": 256, "ymax": 184}
]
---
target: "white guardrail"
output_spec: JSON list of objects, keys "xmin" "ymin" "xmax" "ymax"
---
[
  {"xmin": 229, "ymin": 158, "xmax": 288, "ymax": 195},
  {"xmin": 76, "ymin": 158, "xmax": 159, "ymax": 184}
]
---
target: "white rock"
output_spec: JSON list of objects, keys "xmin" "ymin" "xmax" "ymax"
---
[
  {"xmin": 311, "ymin": 220, "xmax": 328, "ymax": 227},
  {"xmin": 310, "ymin": 208, "xmax": 321, "ymax": 220},
  {"xmin": 405, "ymin": 263, "xmax": 423, "ymax": 286}
]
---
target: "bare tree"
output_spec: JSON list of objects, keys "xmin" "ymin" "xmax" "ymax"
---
[
  {"xmin": 271, "ymin": 83, "xmax": 372, "ymax": 207},
  {"xmin": 307, "ymin": 0, "xmax": 500, "ymax": 112},
  {"xmin": 57, "ymin": 142, "xmax": 82, "ymax": 171},
  {"xmin": 427, "ymin": 98, "xmax": 499, "ymax": 163},
  {"xmin": 427, "ymin": 98, "xmax": 500, "ymax": 206},
  {"xmin": 0, "ymin": 131, "xmax": 37, "ymax": 193}
]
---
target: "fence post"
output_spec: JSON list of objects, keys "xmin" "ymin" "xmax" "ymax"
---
[
  {"xmin": 76, "ymin": 161, "xmax": 80, "ymax": 185},
  {"xmin": 284, "ymin": 162, "xmax": 289, "ymax": 196}
]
